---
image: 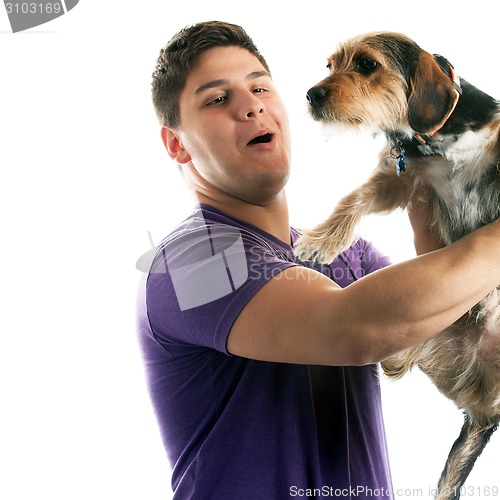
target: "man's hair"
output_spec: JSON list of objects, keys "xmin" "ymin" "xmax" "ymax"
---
[{"xmin": 151, "ymin": 21, "xmax": 270, "ymax": 129}]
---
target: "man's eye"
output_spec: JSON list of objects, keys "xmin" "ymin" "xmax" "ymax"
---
[
  {"xmin": 206, "ymin": 96, "xmax": 226, "ymax": 106},
  {"xmin": 252, "ymin": 87, "xmax": 267, "ymax": 94}
]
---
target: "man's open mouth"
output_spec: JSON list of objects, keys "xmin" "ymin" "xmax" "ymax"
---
[{"xmin": 247, "ymin": 133, "xmax": 273, "ymax": 145}]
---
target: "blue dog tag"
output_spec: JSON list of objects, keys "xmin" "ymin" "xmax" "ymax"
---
[{"xmin": 396, "ymin": 153, "xmax": 406, "ymax": 176}]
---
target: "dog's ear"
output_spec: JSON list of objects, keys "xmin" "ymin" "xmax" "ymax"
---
[{"xmin": 408, "ymin": 51, "xmax": 457, "ymax": 134}]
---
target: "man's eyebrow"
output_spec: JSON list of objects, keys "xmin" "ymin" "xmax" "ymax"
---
[
  {"xmin": 194, "ymin": 79, "xmax": 229, "ymax": 95},
  {"xmin": 247, "ymin": 70, "xmax": 272, "ymax": 81},
  {"xmin": 194, "ymin": 70, "xmax": 272, "ymax": 95}
]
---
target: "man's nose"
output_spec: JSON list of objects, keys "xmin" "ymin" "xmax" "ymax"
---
[{"xmin": 238, "ymin": 93, "xmax": 264, "ymax": 120}]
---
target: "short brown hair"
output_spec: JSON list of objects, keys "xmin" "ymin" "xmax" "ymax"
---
[{"xmin": 151, "ymin": 21, "xmax": 271, "ymax": 128}]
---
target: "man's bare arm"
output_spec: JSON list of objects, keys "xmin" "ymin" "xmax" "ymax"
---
[
  {"xmin": 408, "ymin": 188, "xmax": 443, "ymax": 255},
  {"xmin": 227, "ymin": 219, "xmax": 500, "ymax": 366}
]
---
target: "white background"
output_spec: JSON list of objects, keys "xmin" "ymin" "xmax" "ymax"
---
[{"xmin": 1, "ymin": 1, "xmax": 498, "ymax": 499}]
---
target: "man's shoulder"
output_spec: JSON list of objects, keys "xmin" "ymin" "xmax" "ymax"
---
[{"xmin": 155, "ymin": 205, "xmax": 296, "ymax": 269}]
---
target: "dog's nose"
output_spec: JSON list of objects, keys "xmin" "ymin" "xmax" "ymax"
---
[{"xmin": 306, "ymin": 86, "xmax": 328, "ymax": 107}]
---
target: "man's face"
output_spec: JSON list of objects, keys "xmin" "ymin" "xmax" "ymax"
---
[{"xmin": 170, "ymin": 45, "xmax": 291, "ymax": 205}]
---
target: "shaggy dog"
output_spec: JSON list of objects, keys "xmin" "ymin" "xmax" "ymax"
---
[{"xmin": 294, "ymin": 32, "xmax": 500, "ymax": 500}]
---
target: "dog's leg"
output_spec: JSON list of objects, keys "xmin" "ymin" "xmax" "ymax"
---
[
  {"xmin": 435, "ymin": 415, "xmax": 499, "ymax": 500},
  {"xmin": 294, "ymin": 163, "xmax": 412, "ymax": 263},
  {"xmin": 293, "ymin": 188, "xmax": 371, "ymax": 263}
]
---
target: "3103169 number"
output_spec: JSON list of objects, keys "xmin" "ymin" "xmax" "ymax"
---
[{"xmin": 5, "ymin": 3, "xmax": 62, "ymax": 15}]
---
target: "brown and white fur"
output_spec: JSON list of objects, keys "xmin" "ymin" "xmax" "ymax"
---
[{"xmin": 293, "ymin": 32, "xmax": 500, "ymax": 500}]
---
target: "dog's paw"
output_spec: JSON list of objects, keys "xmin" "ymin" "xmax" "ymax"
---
[
  {"xmin": 381, "ymin": 352, "xmax": 416, "ymax": 380},
  {"xmin": 293, "ymin": 229, "xmax": 344, "ymax": 264},
  {"xmin": 381, "ymin": 358, "xmax": 406, "ymax": 380}
]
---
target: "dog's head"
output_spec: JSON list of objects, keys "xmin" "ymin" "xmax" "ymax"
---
[{"xmin": 307, "ymin": 32, "xmax": 460, "ymax": 135}]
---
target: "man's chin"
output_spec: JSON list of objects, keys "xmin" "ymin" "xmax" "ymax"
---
[{"xmin": 244, "ymin": 170, "xmax": 290, "ymax": 204}]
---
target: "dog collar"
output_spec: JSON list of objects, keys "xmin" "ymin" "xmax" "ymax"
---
[{"xmin": 414, "ymin": 65, "xmax": 462, "ymax": 145}]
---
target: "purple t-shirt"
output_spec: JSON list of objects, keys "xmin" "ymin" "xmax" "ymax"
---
[{"xmin": 136, "ymin": 204, "xmax": 394, "ymax": 499}]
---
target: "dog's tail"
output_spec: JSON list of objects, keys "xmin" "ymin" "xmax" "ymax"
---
[{"xmin": 435, "ymin": 414, "xmax": 498, "ymax": 500}]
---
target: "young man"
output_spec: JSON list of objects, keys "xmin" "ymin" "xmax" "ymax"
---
[{"xmin": 137, "ymin": 21, "xmax": 500, "ymax": 499}]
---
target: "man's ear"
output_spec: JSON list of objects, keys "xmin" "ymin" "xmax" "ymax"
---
[{"xmin": 161, "ymin": 127, "xmax": 192, "ymax": 164}]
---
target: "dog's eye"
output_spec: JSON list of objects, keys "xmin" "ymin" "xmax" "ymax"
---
[{"xmin": 356, "ymin": 58, "xmax": 378, "ymax": 73}]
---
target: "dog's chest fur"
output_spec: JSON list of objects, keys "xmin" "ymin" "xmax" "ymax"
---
[{"xmin": 404, "ymin": 126, "xmax": 500, "ymax": 245}]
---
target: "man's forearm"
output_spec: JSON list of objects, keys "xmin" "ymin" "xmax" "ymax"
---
[{"xmin": 339, "ymin": 219, "xmax": 500, "ymax": 363}]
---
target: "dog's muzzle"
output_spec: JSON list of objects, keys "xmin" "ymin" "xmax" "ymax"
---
[
  {"xmin": 306, "ymin": 86, "xmax": 329, "ymax": 120},
  {"xmin": 306, "ymin": 86, "xmax": 328, "ymax": 108}
]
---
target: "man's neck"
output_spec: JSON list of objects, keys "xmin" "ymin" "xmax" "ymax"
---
[{"xmin": 196, "ymin": 191, "xmax": 291, "ymax": 245}]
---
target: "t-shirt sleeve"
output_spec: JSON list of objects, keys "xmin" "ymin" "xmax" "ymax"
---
[
  {"xmin": 330, "ymin": 238, "xmax": 391, "ymax": 286},
  {"xmin": 145, "ymin": 224, "xmax": 298, "ymax": 356},
  {"xmin": 358, "ymin": 238, "xmax": 392, "ymax": 275}
]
